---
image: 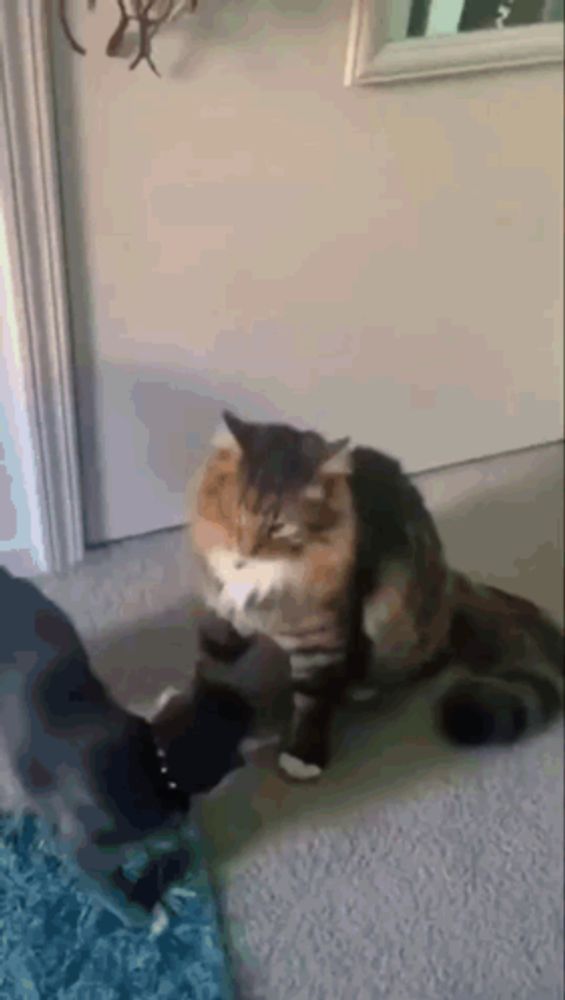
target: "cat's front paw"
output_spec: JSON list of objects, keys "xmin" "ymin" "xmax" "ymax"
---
[{"xmin": 277, "ymin": 752, "xmax": 323, "ymax": 782}]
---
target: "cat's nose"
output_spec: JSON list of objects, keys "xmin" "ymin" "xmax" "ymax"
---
[{"xmin": 234, "ymin": 559, "xmax": 246, "ymax": 569}]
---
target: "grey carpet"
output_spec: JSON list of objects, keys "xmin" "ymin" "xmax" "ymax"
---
[{"xmin": 37, "ymin": 444, "xmax": 563, "ymax": 1000}]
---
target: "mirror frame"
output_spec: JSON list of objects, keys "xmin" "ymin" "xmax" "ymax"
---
[{"xmin": 344, "ymin": 0, "xmax": 564, "ymax": 86}]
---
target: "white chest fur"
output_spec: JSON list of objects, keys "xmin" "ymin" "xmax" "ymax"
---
[{"xmin": 204, "ymin": 547, "xmax": 299, "ymax": 633}]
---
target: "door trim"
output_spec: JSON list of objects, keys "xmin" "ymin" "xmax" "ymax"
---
[{"xmin": 0, "ymin": 1, "xmax": 84, "ymax": 574}]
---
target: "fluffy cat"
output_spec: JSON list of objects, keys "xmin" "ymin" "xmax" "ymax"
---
[
  {"xmin": 190, "ymin": 411, "xmax": 563, "ymax": 782},
  {"xmin": 0, "ymin": 567, "xmax": 252, "ymax": 924}
]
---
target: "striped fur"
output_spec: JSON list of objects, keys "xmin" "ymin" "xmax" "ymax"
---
[
  {"xmin": 436, "ymin": 576, "xmax": 563, "ymax": 745},
  {"xmin": 191, "ymin": 413, "xmax": 563, "ymax": 779},
  {"xmin": 347, "ymin": 445, "xmax": 562, "ymax": 747}
]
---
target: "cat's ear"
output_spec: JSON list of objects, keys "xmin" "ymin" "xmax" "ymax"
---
[
  {"xmin": 222, "ymin": 410, "xmax": 252, "ymax": 449},
  {"xmin": 210, "ymin": 410, "xmax": 248, "ymax": 451},
  {"xmin": 319, "ymin": 437, "xmax": 351, "ymax": 476}
]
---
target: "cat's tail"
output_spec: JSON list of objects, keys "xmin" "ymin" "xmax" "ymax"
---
[{"xmin": 436, "ymin": 574, "xmax": 563, "ymax": 746}]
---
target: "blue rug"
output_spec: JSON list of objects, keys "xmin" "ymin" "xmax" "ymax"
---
[{"xmin": 0, "ymin": 815, "xmax": 234, "ymax": 1000}]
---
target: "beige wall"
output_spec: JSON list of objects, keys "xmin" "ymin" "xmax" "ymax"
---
[{"xmin": 53, "ymin": 1, "xmax": 563, "ymax": 543}]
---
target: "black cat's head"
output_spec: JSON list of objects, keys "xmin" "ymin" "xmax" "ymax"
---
[{"xmin": 150, "ymin": 682, "xmax": 254, "ymax": 798}]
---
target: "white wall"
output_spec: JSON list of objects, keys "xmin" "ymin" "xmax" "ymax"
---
[{"xmin": 52, "ymin": 0, "xmax": 563, "ymax": 543}]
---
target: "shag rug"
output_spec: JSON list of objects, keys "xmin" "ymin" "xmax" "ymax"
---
[{"xmin": 0, "ymin": 814, "xmax": 233, "ymax": 1000}]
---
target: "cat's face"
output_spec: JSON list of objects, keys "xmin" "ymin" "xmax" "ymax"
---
[{"xmin": 193, "ymin": 411, "xmax": 352, "ymax": 562}]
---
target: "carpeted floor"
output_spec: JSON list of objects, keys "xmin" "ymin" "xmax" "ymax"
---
[{"xmin": 37, "ymin": 443, "xmax": 563, "ymax": 1000}]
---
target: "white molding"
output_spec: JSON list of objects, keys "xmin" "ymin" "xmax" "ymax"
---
[
  {"xmin": 0, "ymin": 1, "xmax": 84, "ymax": 574},
  {"xmin": 345, "ymin": 2, "xmax": 564, "ymax": 86}
]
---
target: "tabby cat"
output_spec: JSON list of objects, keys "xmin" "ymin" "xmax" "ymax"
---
[{"xmin": 190, "ymin": 411, "xmax": 563, "ymax": 781}]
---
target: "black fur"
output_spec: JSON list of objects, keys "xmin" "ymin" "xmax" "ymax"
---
[
  {"xmin": 198, "ymin": 614, "xmax": 254, "ymax": 664},
  {"xmin": 0, "ymin": 568, "xmax": 252, "ymax": 925}
]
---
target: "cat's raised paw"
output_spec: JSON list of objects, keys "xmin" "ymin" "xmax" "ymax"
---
[
  {"xmin": 278, "ymin": 753, "xmax": 322, "ymax": 782},
  {"xmin": 150, "ymin": 904, "xmax": 170, "ymax": 938}
]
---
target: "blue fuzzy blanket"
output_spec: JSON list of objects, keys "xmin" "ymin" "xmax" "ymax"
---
[{"xmin": 0, "ymin": 815, "xmax": 233, "ymax": 1000}]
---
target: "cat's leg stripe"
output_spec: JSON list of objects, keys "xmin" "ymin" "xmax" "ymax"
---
[
  {"xmin": 276, "ymin": 631, "xmax": 340, "ymax": 651},
  {"xmin": 290, "ymin": 648, "xmax": 346, "ymax": 671},
  {"xmin": 288, "ymin": 643, "xmax": 347, "ymax": 658},
  {"xmin": 290, "ymin": 661, "xmax": 347, "ymax": 698},
  {"xmin": 277, "ymin": 625, "xmax": 336, "ymax": 641}
]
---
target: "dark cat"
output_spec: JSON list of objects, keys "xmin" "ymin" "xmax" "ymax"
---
[
  {"xmin": 0, "ymin": 567, "xmax": 252, "ymax": 924},
  {"xmin": 190, "ymin": 411, "xmax": 563, "ymax": 781}
]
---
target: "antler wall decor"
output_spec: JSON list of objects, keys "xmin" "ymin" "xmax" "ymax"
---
[{"xmin": 57, "ymin": 0, "xmax": 195, "ymax": 75}]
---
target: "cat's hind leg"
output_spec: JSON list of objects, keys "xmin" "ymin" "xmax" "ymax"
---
[{"xmin": 436, "ymin": 595, "xmax": 563, "ymax": 746}]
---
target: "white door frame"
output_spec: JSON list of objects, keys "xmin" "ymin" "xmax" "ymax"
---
[{"xmin": 0, "ymin": 1, "xmax": 84, "ymax": 575}]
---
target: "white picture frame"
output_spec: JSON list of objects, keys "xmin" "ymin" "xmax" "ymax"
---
[{"xmin": 344, "ymin": 0, "xmax": 564, "ymax": 86}]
